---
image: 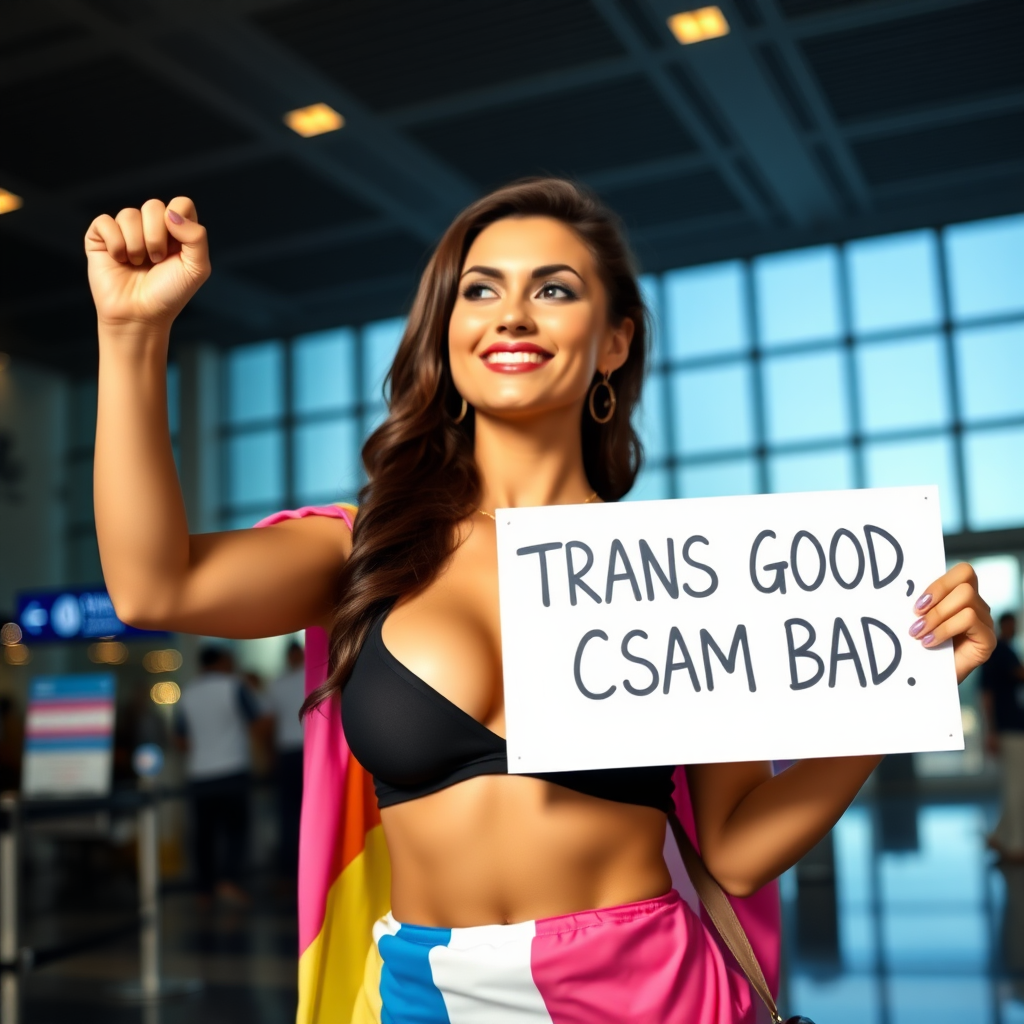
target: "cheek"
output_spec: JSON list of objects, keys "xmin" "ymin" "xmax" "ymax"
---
[
  {"xmin": 540, "ymin": 305, "xmax": 603, "ymax": 358},
  {"xmin": 448, "ymin": 305, "xmax": 487, "ymax": 354}
]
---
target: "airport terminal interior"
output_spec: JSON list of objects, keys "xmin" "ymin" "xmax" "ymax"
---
[{"xmin": 1, "ymin": 0, "xmax": 1023, "ymax": 1021}]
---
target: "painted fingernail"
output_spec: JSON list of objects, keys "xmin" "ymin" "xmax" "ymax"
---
[
  {"xmin": 915, "ymin": 593, "xmax": 933, "ymax": 611},
  {"xmin": 910, "ymin": 617, "xmax": 926, "ymax": 637},
  {"xmin": 921, "ymin": 633, "xmax": 936, "ymax": 647},
  {"xmin": 167, "ymin": 209, "xmax": 183, "ymax": 225}
]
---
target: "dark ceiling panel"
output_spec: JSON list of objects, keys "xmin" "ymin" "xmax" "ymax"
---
[
  {"xmin": 0, "ymin": 23, "xmax": 87, "ymax": 61},
  {"xmin": 801, "ymin": 0, "xmax": 1024, "ymax": 121},
  {"xmin": 85, "ymin": 157, "xmax": 378, "ymax": 253},
  {"xmin": 602, "ymin": 170, "xmax": 743, "ymax": 232},
  {"xmin": 232, "ymin": 230, "xmax": 428, "ymax": 294},
  {"xmin": 252, "ymin": 0, "xmax": 624, "ymax": 113},
  {"xmin": 409, "ymin": 77, "xmax": 698, "ymax": 188},
  {"xmin": 780, "ymin": 0, "xmax": 919, "ymax": 15},
  {"xmin": 852, "ymin": 110, "xmax": 1024, "ymax": 185},
  {"xmin": 0, "ymin": 55, "xmax": 253, "ymax": 189}
]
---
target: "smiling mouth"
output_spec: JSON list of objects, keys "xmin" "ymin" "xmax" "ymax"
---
[{"xmin": 480, "ymin": 344, "xmax": 553, "ymax": 373}]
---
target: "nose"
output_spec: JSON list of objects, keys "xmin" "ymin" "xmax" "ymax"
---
[{"xmin": 496, "ymin": 298, "xmax": 534, "ymax": 335}]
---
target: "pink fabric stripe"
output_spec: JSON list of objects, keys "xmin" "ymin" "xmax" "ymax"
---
[
  {"xmin": 531, "ymin": 889, "xmax": 753, "ymax": 1024},
  {"xmin": 254, "ymin": 506, "xmax": 355, "ymax": 955},
  {"xmin": 254, "ymin": 504, "xmax": 354, "ymax": 530},
  {"xmin": 296, "ymin": 625, "xmax": 351, "ymax": 955},
  {"xmin": 670, "ymin": 767, "xmax": 781, "ymax": 1000}
]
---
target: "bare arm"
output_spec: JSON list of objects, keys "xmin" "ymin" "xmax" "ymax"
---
[
  {"xmin": 689, "ymin": 562, "xmax": 996, "ymax": 896},
  {"xmin": 87, "ymin": 198, "xmax": 350, "ymax": 636}
]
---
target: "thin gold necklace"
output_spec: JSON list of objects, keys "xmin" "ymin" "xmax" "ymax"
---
[{"xmin": 477, "ymin": 491, "xmax": 599, "ymax": 521}]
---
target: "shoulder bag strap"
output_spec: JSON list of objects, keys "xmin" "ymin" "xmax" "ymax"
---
[{"xmin": 668, "ymin": 811, "xmax": 783, "ymax": 1024}]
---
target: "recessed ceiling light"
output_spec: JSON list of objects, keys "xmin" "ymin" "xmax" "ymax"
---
[
  {"xmin": 0, "ymin": 189, "xmax": 23, "ymax": 215},
  {"xmin": 667, "ymin": 6, "xmax": 730, "ymax": 44},
  {"xmin": 284, "ymin": 102, "xmax": 345, "ymax": 138}
]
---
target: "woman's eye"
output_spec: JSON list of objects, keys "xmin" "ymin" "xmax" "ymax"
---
[
  {"xmin": 463, "ymin": 282, "xmax": 498, "ymax": 299},
  {"xmin": 538, "ymin": 282, "xmax": 576, "ymax": 300}
]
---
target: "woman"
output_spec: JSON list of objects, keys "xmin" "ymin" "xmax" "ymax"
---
[{"xmin": 86, "ymin": 179, "xmax": 995, "ymax": 1022}]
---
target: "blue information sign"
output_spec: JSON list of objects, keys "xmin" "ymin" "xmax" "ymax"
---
[{"xmin": 16, "ymin": 587, "xmax": 168, "ymax": 642}]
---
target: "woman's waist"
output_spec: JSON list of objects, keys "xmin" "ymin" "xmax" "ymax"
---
[{"xmin": 381, "ymin": 773, "xmax": 672, "ymax": 926}]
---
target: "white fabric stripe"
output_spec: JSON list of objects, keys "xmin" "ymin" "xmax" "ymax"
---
[
  {"xmin": 429, "ymin": 919, "xmax": 553, "ymax": 1024},
  {"xmin": 372, "ymin": 912, "xmax": 402, "ymax": 943}
]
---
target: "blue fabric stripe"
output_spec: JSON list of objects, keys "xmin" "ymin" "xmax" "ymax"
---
[{"xmin": 378, "ymin": 923, "xmax": 452, "ymax": 1024}]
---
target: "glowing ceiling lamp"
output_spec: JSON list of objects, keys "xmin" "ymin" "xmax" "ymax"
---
[
  {"xmin": 667, "ymin": 6, "xmax": 730, "ymax": 45},
  {"xmin": 0, "ymin": 189, "xmax": 23, "ymax": 215},
  {"xmin": 284, "ymin": 102, "xmax": 346, "ymax": 138}
]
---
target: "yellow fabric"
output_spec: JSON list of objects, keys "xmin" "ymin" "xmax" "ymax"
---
[
  {"xmin": 296, "ymin": 824, "xmax": 391, "ymax": 1024},
  {"xmin": 351, "ymin": 939, "xmax": 385, "ymax": 1024}
]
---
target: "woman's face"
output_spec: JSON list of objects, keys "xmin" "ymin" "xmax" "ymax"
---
[{"xmin": 448, "ymin": 216, "xmax": 633, "ymax": 421}]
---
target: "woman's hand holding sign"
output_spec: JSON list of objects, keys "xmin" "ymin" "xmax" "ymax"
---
[
  {"xmin": 689, "ymin": 559, "xmax": 994, "ymax": 897},
  {"xmin": 910, "ymin": 561, "xmax": 995, "ymax": 682}
]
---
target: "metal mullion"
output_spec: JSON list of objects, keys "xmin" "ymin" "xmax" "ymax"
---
[
  {"xmin": 282, "ymin": 335, "xmax": 295, "ymax": 509},
  {"xmin": 354, "ymin": 323, "xmax": 368, "ymax": 490},
  {"xmin": 837, "ymin": 242, "xmax": 865, "ymax": 489},
  {"xmin": 935, "ymin": 226, "xmax": 970, "ymax": 532},
  {"xmin": 646, "ymin": 275, "xmax": 678, "ymax": 499},
  {"xmin": 742, "ymin": 258, "xmax": 769, "ymax": 494}
]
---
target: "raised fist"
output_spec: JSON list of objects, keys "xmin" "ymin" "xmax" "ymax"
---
[{"xmin": 85, "ymin": 197, "xmax": 210, "ymax": 331}]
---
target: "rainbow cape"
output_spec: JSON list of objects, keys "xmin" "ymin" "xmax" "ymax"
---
[{"xmin": 258, "ymin": 504, "xmax": 780, "ymax": 1023}]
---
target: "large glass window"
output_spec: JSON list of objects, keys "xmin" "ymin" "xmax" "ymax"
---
[{"xmin": 218, "ymin": 213, "xmax": 1024, "ymax": 536}]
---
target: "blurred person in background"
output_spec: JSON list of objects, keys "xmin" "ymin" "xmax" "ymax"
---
[
  {"xmin": 982, "ymin": 612, "xmax": 1024, "ymax": 863},
  {"xmin": 266, "ymin": 640, "xmax": 305, "ymax": 877},
  {"xmin": 175, "ymin": 645, "xmax": 267, "ymax": 906},
  {"xmin": 0, "ymin": 695, "xmax": 21, "ymax": 791}
]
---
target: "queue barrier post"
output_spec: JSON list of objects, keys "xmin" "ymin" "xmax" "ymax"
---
[
  {"xmin": 0, "ymin": 793, "xmax": 21, "ymax": 1024},
  {"xmin": 138, "ymin": 779, "xmax": 160, "ymax": 999}
]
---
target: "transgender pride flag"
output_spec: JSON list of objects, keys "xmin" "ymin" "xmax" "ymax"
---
[
  {"xmin": 22, "ymin": 673, "xmax": 116, "ymax": 797},
  {"xmin": 257, "ymin": 505, "xmax": 780, "ymax": 1023}
]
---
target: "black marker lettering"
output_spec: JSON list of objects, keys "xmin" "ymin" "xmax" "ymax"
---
[
  {"xmin": 565, "ymin": 541, "xmax": 602, "ymax": 606},
  {"xmin": 785, "ymin": 618, "xmax": 824, "ymax": 690},
  {"xmin": 862, "ymin": 617, "xmax": 902, "ymax": 684},
  {"xmin": 515, "ymin": 542, "xmax": 563, "ymax": 607},
  {"xmin": 750, "ymin": 530, "xmax": 788, "ymax": 594},
  {"xmin": 574, "ymin": 630, "xmax": 614, "ymax": 700},
  {"xmin": 682, "ymin": 536, "xmax": 719, "ymax": 598},
  {"xmin": 621, "ymin": 630, "xmax": 659, "ymax": 696},
  {"xmin": 700, "ymin": 626, "xmax": 756, "ymax": 692},
  {"xmin": 639, "ymin": 538, "xmax": 678, "ymax": 601},
  {"xmin": 864, "ymin": 525, "xmax": 904, "ymax": 590},
  {"xmin": 790, "ymin": 530, "xmax": 826, "ymax": 592},
  {"xmin": 664, "ymin": 626, "xmax": 700, "ymax": 693},
  {"xmin": 605, "ymin": 539, "xmax": 642, "ymax": 603},
  {"xmin": 829, "ymin": 529, "xmax": 865, "ymax": 590},
  {"xmin": 828, "ymin": 617, "xmax": 867, "ymax": 688}
]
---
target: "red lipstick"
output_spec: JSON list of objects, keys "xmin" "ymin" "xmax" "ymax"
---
[{"xmin": 479, "ymin": 341, "xmax": 553, "ymax": 374}]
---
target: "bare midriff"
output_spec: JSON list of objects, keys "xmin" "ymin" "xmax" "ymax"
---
[{"xmin": 382, "ymin": 775, "xmax": 672, "ymax": 927}]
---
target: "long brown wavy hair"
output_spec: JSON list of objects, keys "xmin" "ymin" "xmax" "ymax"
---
[{"xmin": 305, "ymin": 178, "xmax": 650, "ymax": 712}]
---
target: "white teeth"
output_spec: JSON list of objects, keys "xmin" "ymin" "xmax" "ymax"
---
[{"xmin": 484, "ymin": 351, "xmax": 547, "ymax": 364}]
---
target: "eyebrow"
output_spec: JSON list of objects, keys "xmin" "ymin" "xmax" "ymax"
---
[{"xmin": 460, "ymin": 263, "xmax": 585, "ymax": 283}]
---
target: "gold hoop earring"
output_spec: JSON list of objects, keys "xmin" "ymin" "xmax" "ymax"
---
[
  {"xmin": 588, "ymin": 371, "xmax": 616, "ymax": 424},
  {"xmin": 454, "ymin": 396, "xmax": 468, "ymax": 424}
]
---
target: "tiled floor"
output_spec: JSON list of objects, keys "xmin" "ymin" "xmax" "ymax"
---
[
  {"xmin": 15, "ymin": 788, "xmax": 1024, "ymax": 1023},
  {"xmin": 23, "ymin": 882, "xmax": 298, "ymax": 1024},
  {"xmin": 782, "ymin": 793, "xmax": 1023, "ymax": 1023}
]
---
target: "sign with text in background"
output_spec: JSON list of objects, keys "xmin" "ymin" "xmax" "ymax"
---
[
  {"xmin": 22, "ymin": 674, "xmax": 116, "ymax": 797},
  {"xmin": 496, "ymin": 487, "xmax": 962, "ymax": 773}
]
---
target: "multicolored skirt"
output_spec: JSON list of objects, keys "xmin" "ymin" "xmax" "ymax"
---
[{"xmin": 352, "ymin": 889, "xmax": 753, "ymax": 1023}]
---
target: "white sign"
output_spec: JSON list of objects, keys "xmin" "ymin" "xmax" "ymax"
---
[{"xmin": 496, "ymin": 487, "xmax": 962, "ymax": 773}]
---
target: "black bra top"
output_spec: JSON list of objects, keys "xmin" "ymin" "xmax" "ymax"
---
[{"xmin": 341, "ymin": 612, "xmax": 675, "ymax": 812}]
